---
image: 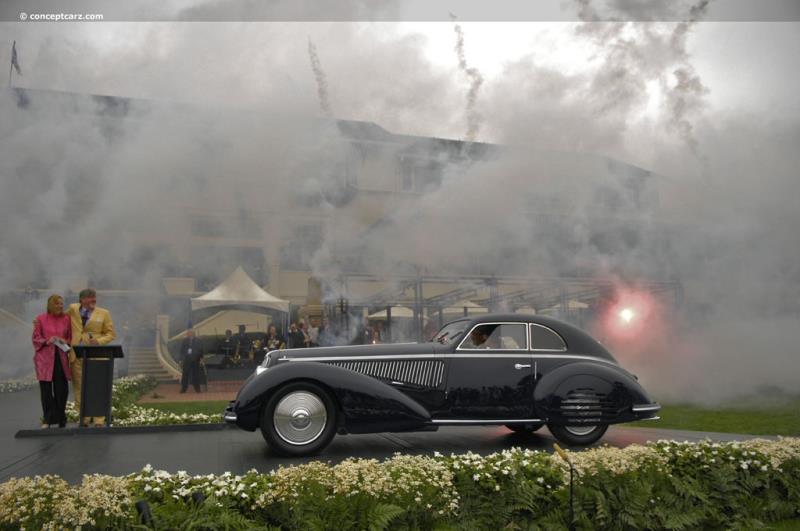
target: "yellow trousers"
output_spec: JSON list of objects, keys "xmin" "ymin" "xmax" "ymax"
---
[{"xmin": 69, "ymin": 355, "xmax": 106, "ymax": 426}]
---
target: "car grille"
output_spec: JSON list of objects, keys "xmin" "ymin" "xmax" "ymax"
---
[
  {"xmin": 326, "ymin": 360, "xmax": 445, "ymax": 389},
  {"xmin": 558, "ymin": 388, "xmax": 619, "ymax": 423}
]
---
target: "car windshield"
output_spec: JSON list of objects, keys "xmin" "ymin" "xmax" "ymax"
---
[{"xmin": 430, "ymin": 320, "xmax": 469, "ymax": 344}]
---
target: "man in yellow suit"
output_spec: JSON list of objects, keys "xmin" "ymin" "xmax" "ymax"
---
[{"xmin": 68, "ymin": 288, "xmax": 115, "ymax": 426}]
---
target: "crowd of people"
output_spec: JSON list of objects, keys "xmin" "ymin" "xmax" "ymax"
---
[{"xmin": 279, "ymin": 317, "xmax": 391, "ymax": 348}]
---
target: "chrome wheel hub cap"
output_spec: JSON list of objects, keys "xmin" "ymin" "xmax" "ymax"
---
[
  {"xmin": 273, "ymin": 391, "xmax": 327, "ymax": 445},
  {"xmin": 564, "ymin": 425, "xmax": 597, "ymax": 436}
]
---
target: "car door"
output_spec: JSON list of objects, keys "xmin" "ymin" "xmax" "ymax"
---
[{"xmin": 438, "ymin": 322, "xmax": 535, "ymax": 419}]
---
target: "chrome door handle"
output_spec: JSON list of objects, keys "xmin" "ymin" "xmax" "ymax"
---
[{"xmin": 514, "ymin": 363, "xmax": 531, "ymax": 370}]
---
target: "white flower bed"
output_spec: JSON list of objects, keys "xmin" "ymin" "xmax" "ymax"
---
[
  {"xmin": 62, "ymin": 374, "xmax": 222, "ymax": 427},
  {"xmin": 114, "ymin": 404, "xmax": 221, "ymax": 426},
  {"xmin": 1, "ymin": 438, "xmax": 799, "ymax": 529}
]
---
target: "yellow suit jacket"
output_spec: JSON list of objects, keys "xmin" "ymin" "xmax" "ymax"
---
[{"xmin": 67, "ymin": 303, "xmax": 116, "ymax": 361}]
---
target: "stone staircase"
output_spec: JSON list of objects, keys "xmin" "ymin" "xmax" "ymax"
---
[{"xmin": 127, "ymin": 347, "xmax": 178, "ymax": 382}]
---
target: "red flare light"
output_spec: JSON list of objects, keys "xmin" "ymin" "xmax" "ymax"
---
[{"xmin": 602, "ymin": 289, "xmax": 659, "ymax": 341}]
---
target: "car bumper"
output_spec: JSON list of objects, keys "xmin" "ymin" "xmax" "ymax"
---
[
  {"xmin": 631, "ymin": 402, "xmax": 661, "ymax": 419},
  {"xmin": 632, "ymin": 403, "xmax": 661, "ymax": 413},
  {"xmin": 223, "ymin": 402, "xmax": 237, "ymax": 423}
]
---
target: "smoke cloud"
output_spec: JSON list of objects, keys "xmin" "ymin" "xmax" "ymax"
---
[
  {"xmin": 451, "ymin": 15, "xmax": 484, "ymax": 142},
  {"xmin": 0, "ymin": 14, "xmax": 798, "ymax": 406},
  {"xmin": 307, "ymin": 38, "xmax": 332, "ymax": 116}
]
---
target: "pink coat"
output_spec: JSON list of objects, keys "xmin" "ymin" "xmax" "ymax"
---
[{"xmin": 32, "ymin": 312, "xmax": 72, "ymax": 382}]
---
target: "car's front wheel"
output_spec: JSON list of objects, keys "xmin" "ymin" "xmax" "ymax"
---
[
  {"xmin": 505, "ymin": 422, "xmax": 545, "ymax": 434},
  {"xmin": 260, "ymin": 382, "xmax": 337, "ymax": 456},
  {"xmin": 548, "ymin": 423, "xmax": 608, "ymax": 446}
]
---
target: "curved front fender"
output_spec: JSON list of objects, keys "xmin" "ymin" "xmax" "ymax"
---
[
  {"xmin": 534, "ymin": 362, "xmax": 658, "ymax": 425},
  {"xmin": 234, "ymin": 362, "xmax": 432, "ymax": 433}
]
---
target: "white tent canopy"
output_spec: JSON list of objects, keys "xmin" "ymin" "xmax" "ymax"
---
[{"xmin": 191, "ymin": 266, "xmax": 290, "ymax": 313}]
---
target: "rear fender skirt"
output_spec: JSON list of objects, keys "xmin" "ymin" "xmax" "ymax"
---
[
  {"xmin": 534, "ymin": 362, "xmax": 655, "ymax": 425},
  {"xmin": 235, "ymin": 362, "xmax": 432, "ymax": 433}
]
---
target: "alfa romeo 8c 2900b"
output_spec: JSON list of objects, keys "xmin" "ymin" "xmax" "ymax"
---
[{"xmin": 224, "ymin": 314, "xmax": 660, "ymax": 456}]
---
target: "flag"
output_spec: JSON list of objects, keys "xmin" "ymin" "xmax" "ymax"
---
[{"xmin": 11, "ymin": 41, "xmax": 21, "ymax": 75}]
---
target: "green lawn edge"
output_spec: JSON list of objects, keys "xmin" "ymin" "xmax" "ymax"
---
[{"xmin": 626, "ymin": 402, "xmax": 800, "ymax": 436}]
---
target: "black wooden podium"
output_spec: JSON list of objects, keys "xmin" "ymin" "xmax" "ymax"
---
[{"xmin": 75, "ymin": 345, "xmax": 124, "ymax": 427}]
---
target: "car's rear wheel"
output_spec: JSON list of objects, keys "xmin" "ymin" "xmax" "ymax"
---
[
  {"xmin": 548, "ymin": 423, "xmax": 608, "ymax": 446},
  {"xmin": 260, "ymin": 382, "xmax": 337, "ymax": 456},
  {"xmin": 505, "ymin": 422, "xmax": 545, "ymax": 434}
]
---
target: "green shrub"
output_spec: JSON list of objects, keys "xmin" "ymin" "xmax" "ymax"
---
[{"xmin": 3, "ymin": 438, "xmax": 800, "ymax": 530}]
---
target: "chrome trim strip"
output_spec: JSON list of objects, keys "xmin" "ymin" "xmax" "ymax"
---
[
  {"xmin": 432, "ymin": 418, "xmax": 544, "ymax": 425},
  {"xmin": 632, "ymin": 404, "xmax": 661, "ymax": 412},
  {"xmin": 443, "ymin": 353, "xmax": 617, "ymax": 367},
  {"xmin": 223, "ymin": 411, "xmax": 237, "ymax": 423},
  {"xmin": 443, "ymin": 353, "xmax": 536, "ymax": 359},
  {"xmin": 529, "ymin": 354, "xmax": 620, "ymax": 367},
  {"xmin": 289, "ymin": 353, "xmax": 617, "ymax": 367},
  {"xmin": 288, "ymin": 354, "xmax": 437, "ymax": 362},
  {"xmin": 641, "ymin": 416, "xmax": 661, "ymax": 421}
]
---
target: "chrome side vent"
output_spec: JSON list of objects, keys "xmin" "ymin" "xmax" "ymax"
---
[{"xmin": 326, "ymin": 360, "xmax": 445, "ymax": 389}]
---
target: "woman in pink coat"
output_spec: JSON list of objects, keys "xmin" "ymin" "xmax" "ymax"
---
[{"xmin": 32, "ymin": 294, "xmax": 72, "ymax": 428}]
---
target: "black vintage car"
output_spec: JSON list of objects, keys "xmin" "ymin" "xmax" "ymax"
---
[{"xmin": 224, "ymin": 314, "xmax": 660, "ymax": 456}]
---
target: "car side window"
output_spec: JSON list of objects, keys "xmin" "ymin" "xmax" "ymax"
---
[
  {"xmin": 530, "ymin": 323, "xmax": 567, "ymax": 351},
  {"xmin": 459, "ymin": 324, "xmax": 527, "ymax": 350}
]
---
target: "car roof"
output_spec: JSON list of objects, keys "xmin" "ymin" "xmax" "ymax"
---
[{"xmin": 445, "ymin": 313, "xmax": 615, "ymax": 361}]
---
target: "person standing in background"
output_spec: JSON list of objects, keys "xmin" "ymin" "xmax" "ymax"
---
[
  {"xmin": 67, "ymin": 288, "xmax": 115, "ymax": 427},
  {"xmin": 287, "ymin": 322, "xmax": 305, "ymax": 349},
  {"xmin": 265, "ymin": 324, "xmax": 285, "ymax": 351},
  {"xmin": 307, "ymin": 317, "xmax": 320, "ymax": 347},
  {"xmin": 32, "ymin": 294, "xmax": 72, "ymax": 428},
  {"xmin": 179, "ymin": 327, "xmax": 204, "ymax": 393}
]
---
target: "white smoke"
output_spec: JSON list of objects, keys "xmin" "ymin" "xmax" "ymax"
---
[
  {"xmin": 451, "ymin": 15, "xmax": 485, "ymax": 142},
  {"xmin": 307, "ymin": 38, "xmax": 333, "ymax": 116},
  {"xmin": 0, "ymin": 15, "xmax": 798, "ymax": 405}
]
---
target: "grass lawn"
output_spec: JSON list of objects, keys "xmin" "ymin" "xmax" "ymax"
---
[
  {"xmin": 628, "ymin": 400, "xmax": 800, "ymax": 436},
  {"xmin": 143, "ymin": 400, "xmax": 230, "ymax": 417}
]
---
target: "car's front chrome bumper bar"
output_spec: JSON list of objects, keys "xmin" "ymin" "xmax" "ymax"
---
[
  {"xmin": 223, "ymin": 402, "xmax": 237, "ymax": 423},
  {"xmin": 631, "ymin": 403, "xmax": 661, "ymax": 413}
]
